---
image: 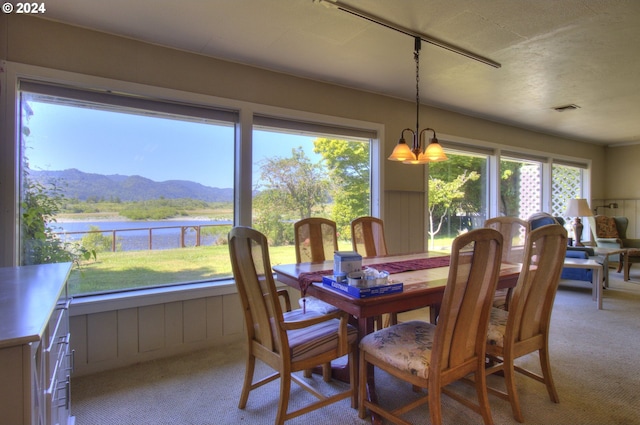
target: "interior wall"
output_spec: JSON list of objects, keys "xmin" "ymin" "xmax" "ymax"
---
[{"xmin": 0, "ymin": 14, "xmax": 610, "ymax": 255}]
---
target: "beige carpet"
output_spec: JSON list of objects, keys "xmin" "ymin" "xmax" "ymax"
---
[{"xmin": 72, "ymin": 270, "xmax": 640, "ymax": 425}]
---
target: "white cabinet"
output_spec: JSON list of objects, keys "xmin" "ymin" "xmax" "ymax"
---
[{"xmin": 0, "ymin": 263, "xmax": 74, "ymax": 425}]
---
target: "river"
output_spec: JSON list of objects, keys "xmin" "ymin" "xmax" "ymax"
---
[{"xmin": 51, "ymin": 219, "xmax": 232, "ymax": 251}]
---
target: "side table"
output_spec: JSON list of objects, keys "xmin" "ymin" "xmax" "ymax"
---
[
  {"xmin": 562, "ymin": 257, "xmax": 604, "ymax": 309},
  {"xmin": 593, "ymin": 247, "xmax": 629, "ymax": 284}
]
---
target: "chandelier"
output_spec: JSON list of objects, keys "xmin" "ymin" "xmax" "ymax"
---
[
  {"xmin": 387, "ymin": 37, "xmax": 447, "ymax": 164},
  {"xmin": 315, "ymin": 0, "xmax": 500, "ymax": 164}
]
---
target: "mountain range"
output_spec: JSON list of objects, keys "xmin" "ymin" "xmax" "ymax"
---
[{"xmin": 30, "ymin": 169, "xmax": 234, "ymax": 203}]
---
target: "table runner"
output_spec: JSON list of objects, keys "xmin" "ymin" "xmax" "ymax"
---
[{"xmin": 297, "ymin": 255, "xmax": 451, "ymax": 299}]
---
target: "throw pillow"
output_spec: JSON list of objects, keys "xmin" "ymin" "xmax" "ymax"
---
[{"xmin": 595, "ymin": 215, "xmax": 619, "ymax": 238}]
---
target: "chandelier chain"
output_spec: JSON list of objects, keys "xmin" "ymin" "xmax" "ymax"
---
[{"xmin": 415, "ymin": 38, "xmax": 420, "ymax": 134}]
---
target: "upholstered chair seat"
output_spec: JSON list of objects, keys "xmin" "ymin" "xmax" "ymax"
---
[{"xmin": 359, "ymin": 320, "xmax": 435, "ymax": 380}]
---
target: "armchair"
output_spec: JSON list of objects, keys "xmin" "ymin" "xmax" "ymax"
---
[{"xmin": 588, "ymin": 215, "xmax": 640, "ymax": 275}]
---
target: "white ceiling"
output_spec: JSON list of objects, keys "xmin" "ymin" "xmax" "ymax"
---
[{"xmin": 39, "ymin": 0, "xmax": 640, "ymax": 146}]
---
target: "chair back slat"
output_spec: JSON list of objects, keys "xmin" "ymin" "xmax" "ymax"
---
[
  {"xmin": 433, "ymin": 228, "xmax": 503, "ymax": 377},
  {"xmin": 229, "ymin": 227, "xmax": 284, "ymax": 354},
  {"xmin": 351, "ymin": 216, "xmax": 388, "ymax": 257},
  {"xmin": 485, "ymin": 216, "xmax": 529, "ymax": 264},
  {"xmin": 509, "ymin": 224, "xmax": 567, "ymax": 343},
  {"xmin": 294, "ymin": 218, "xmax": 339, "ymax": 263}
]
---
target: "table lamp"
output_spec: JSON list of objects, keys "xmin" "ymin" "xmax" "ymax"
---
[{"xmin": 564, "ymin": 198, "xmax": 593, "ymax": 246}]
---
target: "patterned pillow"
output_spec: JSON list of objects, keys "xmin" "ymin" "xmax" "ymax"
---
[{"xmin": 595, "ymin": 216, "xmax": 619, "ymax": 238}]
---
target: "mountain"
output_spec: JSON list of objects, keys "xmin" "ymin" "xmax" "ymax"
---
[{"xmin": 29, "ymin": 169, "xmax": 234, "ymax": 202}]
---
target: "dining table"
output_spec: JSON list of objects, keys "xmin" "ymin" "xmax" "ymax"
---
[{"xmin": 272, "ymin": 251, "xmax": 522, "ymax": 424}]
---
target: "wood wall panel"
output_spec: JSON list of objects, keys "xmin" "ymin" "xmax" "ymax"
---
[
  {"xmin": 223, "ymin": 294, "xmax": 243, "ymax": 336},
  {"xmin": 69, "ymin": 314, "xmax": 87, "ymax": 367},
  {"xmin": 87, "ymin": 311, "xmax": 118, "ymax": 363},
  {"xmin": 165, "ymin": 301, "xmax": 184, "ymax": 347},
  {"xmin": 117, "ymin": 308, "xmax": 138, "ymax": 357},
  {"xmin": 139, "ymin": 304, "xmax": 165, "ymax": 352},
  {"xmin": 183, "ymin": 298, "xmax": 207, "ymax": 343},
  {"xmin": 206, "ymin": 297, "xmax": 223, "ymax": 339},
  {"xmin": 385, "ymin": 190, "xmax": 426, "ymax": 255}
]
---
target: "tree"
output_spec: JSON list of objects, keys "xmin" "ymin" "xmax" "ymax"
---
[
  {"xmin": 21, "ymin": 177, "xmax": 96, "ymax": 266},
  {"xmin": 313, "ymin": 138, "xmax": 370, "ymax": 238},
  {"xmin": 427, "ymin": 170, "xmax": 479, "ymax": 249},
  {"xmin": 254, "ymin": 147, "xmax": 329, "ymax": 244}
]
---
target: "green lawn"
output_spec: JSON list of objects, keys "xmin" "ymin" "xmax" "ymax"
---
[{"xmin": 69, "ymin": 241, "xmax": 353, "ymax": 296}]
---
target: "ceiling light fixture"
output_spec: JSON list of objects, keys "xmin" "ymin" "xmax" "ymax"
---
[
  {"xmin": 388, "ymin": 37, "xmax": 447, "ymax": 164},
  {"xmin": 315, "ymin": 0, "xmax": 500, "ymax": 164}
]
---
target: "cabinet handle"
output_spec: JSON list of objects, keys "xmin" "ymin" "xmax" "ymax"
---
[
  {"xmin": 65, "ymin": 375, "xmax": 71, "ymax": 410},
  {"xmin": 66, "ymin": 349, "xmax": 75, "ymax": 373}
]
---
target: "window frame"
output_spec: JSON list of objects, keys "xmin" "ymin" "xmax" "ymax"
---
[
  {"xmin": 438, "ymin": 135, "xmax": 591, "ymax": 235},
  {"xmin": 1, "ymin": 63, "xmax": 385, "ymax": 282}
]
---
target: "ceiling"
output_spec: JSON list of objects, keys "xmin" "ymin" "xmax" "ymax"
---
[{"xmin": 39, "ymin": 0, "xmax": 640, "ymax": 146}]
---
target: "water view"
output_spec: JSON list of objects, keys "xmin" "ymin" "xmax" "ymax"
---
[{"xmin": 52, "ymin": 219, "xmax": 232, "ymax": 251}]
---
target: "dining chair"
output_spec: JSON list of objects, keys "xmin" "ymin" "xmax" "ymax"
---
[
  {"xmin": 350, "ymin": 216, "xmax": 388, "ymax": 257},
  {"xmin": 293, "ymin": 217, "xmax": 343, "ymax": 379},
  {"xmin": 294, "ymin": 217, "xmax": 339, "ymax": 263},
  {"xmin": 350, "ymin": 216, "xmax": 393, "ymax": 327},
  {"xmin": 485, "ymin": 223, "xmax": 567, "ymax": 422},
  {"xmin": 228, "ymin": 226, "xmax": 357, "ymax": 425},
  {"xmin": 485, "ymin": 216, "xmax": 529, "ymax": 310},
  {"xmin": 358, "ymin": 228, "xmax": 504, "ymax": 425}
]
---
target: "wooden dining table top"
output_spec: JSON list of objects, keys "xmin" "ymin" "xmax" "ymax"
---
[{"xmin": 272, "ymin": 252, "xmax": 522, "ymax": 322}]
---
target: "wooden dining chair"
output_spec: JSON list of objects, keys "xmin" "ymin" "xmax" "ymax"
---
[
  {"xmin": 350, "ymin": 216, "xmax": 393, "ymax": 328},
  {"xmin": 485, "ymin": 224, "xmax": 567, "ymax": 422},
  {"xmin": 228, "ymin": 226, "xmax": 357, "ymax": 425},
  {"xmin": 485, "ymin": 216, "xmax": 530, "ymax": 310},
  {"xmin": 358, "ymin": 228, "xmax": 504, "ymax": 425},
  {"xmin": 351, "ymin": 216, "xmax": 388, "ymax": 257},
  {"xmin": 293, "ymin": 217, "xmax": 342, "ymax": 379},
  {"xmin": 294, "ymin": 217, "xmax": 339, "ymax": 263}
]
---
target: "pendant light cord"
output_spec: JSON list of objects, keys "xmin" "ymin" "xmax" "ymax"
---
[{"xmin": 415, "ymin": 37, "xmax": 421, "ymax": 146}]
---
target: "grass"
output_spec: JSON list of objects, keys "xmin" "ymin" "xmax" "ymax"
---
[{"xmin": 69, "ymin": 241, "xmax": 353, "ymax": 296}]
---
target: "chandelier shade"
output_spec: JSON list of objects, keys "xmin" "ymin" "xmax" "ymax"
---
[{"xmin": 388, "ymin": 37, "xmax": 447, "ymax": 164}]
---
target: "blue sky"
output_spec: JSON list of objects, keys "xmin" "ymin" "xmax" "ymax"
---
[{"xmin": 25, "ymin": 100, "xmax": 322, "ymax": 189}]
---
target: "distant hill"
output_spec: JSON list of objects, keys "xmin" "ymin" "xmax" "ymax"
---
[{"xmin": 29, "ymin": 169, "xmax": 234, "ymax": 202}]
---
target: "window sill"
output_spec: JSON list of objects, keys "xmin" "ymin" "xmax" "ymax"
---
[
  {"xmin": 70, "ymin": 279, "xmax": 238, "ymax": 316},
  {"xmin": 69, "ymin": 277, "xmax": 292, "ymax": 316}
]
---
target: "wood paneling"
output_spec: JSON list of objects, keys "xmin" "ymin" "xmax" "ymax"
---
[{"xmin": 70, "ymin": 292, "xmax": 248, "ymax": 376}]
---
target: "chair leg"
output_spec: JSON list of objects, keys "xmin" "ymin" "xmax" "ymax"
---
[
  {"xmin": 428, "ymin": 379, "xmax": 443, "ymax": 425},
  {"xmin": 275, "ymin": 371, "xmax": 292, "ymax": 425},
  {"xmin": 539, "ymin": 347, "xmax": 560, "ymax": 403},
  {"xmin": 617, "ymin": 253, "xmax": 623, "ymax": 272},
  {"xmin": 322, "ymin": 362, "xmax": 331, "ymax": 382},
  {"xmin": 358, "ymin": 351, "xmax": 368, "ymax": 419},
  {"xmin": 239, "ymin": 353, "xmax": 256, "ymax": 409},
  {"xmin": 349, "ymin": 350, "xmax": 357, "ymax": 409},
  {"xmin": 503, "ymin": 357, "xmax": 524, "ymax": 423},
  {"xmin": 474, "ymin": 368, "xmax": 494, "ymax": 425}
]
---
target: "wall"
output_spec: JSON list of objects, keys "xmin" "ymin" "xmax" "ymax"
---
[{"xmin": 1, "ymin": 14, "xmax": 629, "ymax": 374}]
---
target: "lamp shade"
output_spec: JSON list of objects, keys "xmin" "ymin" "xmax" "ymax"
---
[
  {"xmin": 423, "ymin": 140, "xmax": 448, "ymax": 162},
  {"xmin": 564, "ymin": 198, "xmax": 593, "ymax": 217},
  {"xmin": 388, "ymin": 140, "xmax": 414, "ymax": 161}
]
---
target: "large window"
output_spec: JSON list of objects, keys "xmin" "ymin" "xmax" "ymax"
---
[
  {"xmin": 429, "ymin": 143, "xmax": 589, "ymax": 253},
  {"xmin": 15, "ymin": 77, "xmax": 380, "ymax": 297},
  {"xmin": 428, "ymin": 151, "xmax": 488, "ymax": 251},
  {"xmin": 20, "ymin": 82, "xmax": 237, "ymax": 296},
  {"xmin": 251, "ymin": 117, "xmax": 374, "ymax": 265}
]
